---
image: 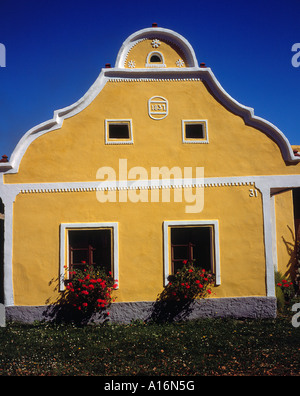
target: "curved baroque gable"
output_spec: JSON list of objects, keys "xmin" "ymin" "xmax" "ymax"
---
[{"xmin": 115, "ymin": 27, "xmax": 199, "ymax": 69}]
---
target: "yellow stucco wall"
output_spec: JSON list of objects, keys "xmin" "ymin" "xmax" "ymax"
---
[{"xmin": 12, "ymin": 184, "xmax": 266, "ymax": 306}]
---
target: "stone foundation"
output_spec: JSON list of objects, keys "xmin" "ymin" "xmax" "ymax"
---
[{"xmin": 5, "ymin": 297, "xmax": 277, "ymax": 324}]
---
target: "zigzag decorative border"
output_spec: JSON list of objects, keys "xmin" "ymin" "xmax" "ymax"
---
[
  {"xmin": 19, "ymin": 180, "xmax": 255, "ymax": 194},
  {"xmin": 109, "ymin": 77, "xmax": 202, "ymax": 82}
]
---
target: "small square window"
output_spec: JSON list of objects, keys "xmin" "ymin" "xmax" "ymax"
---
[
  {"xmin": 182, "ymin": 120, "xmax": 208, "ymax": 144},
  {"xmin": 185, "ymin": 124, "xmax": 204, "ymax": 139},
  {"xmin": 109, "ymin": 124, "xmax": 130, "ymax": 139},
  {"xmin": 105, "ymin": 120, "xmax": 133, "ymax": 145}
]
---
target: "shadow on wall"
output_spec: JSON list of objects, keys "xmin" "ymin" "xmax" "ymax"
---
[
  {"xmin": 43, "ymin": 301, "xmax": 109, "ymax": 326},
  {"xmin": 43, "ymin": 281, "xmax": 108, "ymax": 326},
  {"xmin": 43, "ymin": 299, "xmax": 196, "ymax": 325},
  {"xmin": 147, "ymin": 299, "xmax": 195, "ymax": 323},
  {"xmin": 281, "ymin": 225, "xmax": 298, "ymax": 281}
]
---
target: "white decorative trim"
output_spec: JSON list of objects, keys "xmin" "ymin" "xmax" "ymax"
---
[
  {"xmin": 176, "ymin": 59, "xmax": 185, "ymax": 68},
  {"xmin": 13, "ymin": 178, "xmax": 255, "ymax": 194},
  {"xmin": 151, "ymin": 39, "xmax": 161, "ymax": 48},
  {"xmin": 270, "ymin": 194, "xmax": 278, "ymax": 273},
  {"xmin": 127, "ymin": 60, "xmax": 136, "ymax": 69},
  {"xmin": 109, "ymin": 77, "xmax": 202, "ymax": 82},
  {"xmin": 15, "ymin": 178, "xmax": 256, "ymax": 195},
  {"xmin": 182, "ymin": 119, "xmax": 209, "ymax": 144},
  {"xmin": 148, "ymin": 96, "xmax": 168, "ymax": 120},
  {"xmin": 255, "ymin": 185, "xmax": 276, "ymax": 297},
  {"xmin": 163, "ymin": 220, "xmax": 221, "ymax": 287},
  {"xmin": 59, "ymin": 222, "xmax": 119, "ymax": 291},
  {"xmin": 0, "ymin": 181, "xmax": 19, "ymax": 307},
  {"xmin": 123, "ymin": 38, "xmax": 146, "ymax": 67},
  {"xmin": 10, "ymin": 174, "xmax": 300, "ymax": 196},
  {"xmin": 105, "ymin": 119, "xmax": 133, "ymax": 145}
]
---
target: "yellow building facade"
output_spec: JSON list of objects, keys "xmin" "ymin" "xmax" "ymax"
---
[{"xmin": 1, "ymin": 25, "xmax": 300, "ymax": 322}]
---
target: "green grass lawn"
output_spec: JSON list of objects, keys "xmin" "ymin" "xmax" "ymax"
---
[{"xmin": 0, "ymin": 316, "xmax": 299, "ymax": 376}]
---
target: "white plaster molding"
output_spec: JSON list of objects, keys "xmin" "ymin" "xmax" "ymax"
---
[
  {"xmin": 163, "ymin": 220, "xmax": 221, "ymax": 287},
  {"xmin": 108, "ymin": 77, "xmax": 203, "ymax": 82},
  {"xmin": 148, "ymin": 96, "xmax": 168, "ymax": 120},
  {"xmin": 3, "ymin": 175, "xmax": 300, "ymax": 196},
  {"xmin": 14, "ymin": 177, "xmax": 255, "ymax": 194},
  {"xmin": 201, "ymin": 69, "xmax": 297, "ymax": 163},
  {"xmin": 253, "ymin": 178, "xmax": 300, "ymax": 297},
  {"xmin": 59, "ymin": 222, "xmax": 119, "ymax": 291},
  {"xmin": 270, "ymin": 194, "xmax": 278, "ymax": 272},
  {"xmin": 0, "ymin": 180, "xmax": 19, "ymax": 307},
  {"xmin": 255, "ymin": 183, "xmax": 276, "ymax": 297}
]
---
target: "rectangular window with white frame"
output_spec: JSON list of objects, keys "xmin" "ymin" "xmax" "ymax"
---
[
  {"xmin": 182, "ymin": 120, "xmax": 208, "ymax": 144},
  {"xmin": 59, "ymin": 222, "xmax": 118, "ymax": 291},
  {"xmin": 105, "ymin": 119, "xmax": 133, "ymax": 145},
  {"xmin": 163, "ymin": 220, "xmax": 220, "ymax": 286}
]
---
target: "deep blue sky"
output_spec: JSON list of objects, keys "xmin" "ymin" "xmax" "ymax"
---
[{"xmin": 0, "ymin": 0, "xmax": 299, "ymax": 158}]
